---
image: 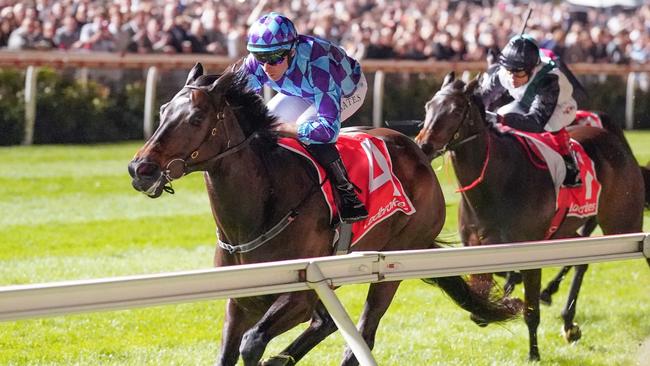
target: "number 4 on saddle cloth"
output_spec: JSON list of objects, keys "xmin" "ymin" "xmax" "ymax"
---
[
  {"xmin": 278, "ymin": 132, "xmax": 416, "ymax": 246},
  {"xmin": 493, "ymin": 120, "xmax": 602, "ymax": 239}
]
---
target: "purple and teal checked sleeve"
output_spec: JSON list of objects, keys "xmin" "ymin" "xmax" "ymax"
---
[{"xmin": 242, "ymin": 35, "xmax": 362, "ymax": 144}]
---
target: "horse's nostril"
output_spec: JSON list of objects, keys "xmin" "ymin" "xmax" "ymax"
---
[{"xmin": 135, "ymin": 162, "xmax": 160, "ymax": 178}]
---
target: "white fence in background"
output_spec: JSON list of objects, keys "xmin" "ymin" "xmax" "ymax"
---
[{"xmin": 1, "ymin": 233, "xmax": 648, "ymax": 365}]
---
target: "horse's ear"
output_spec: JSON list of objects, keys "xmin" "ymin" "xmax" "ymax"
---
[
  {"xmin": 442, "ymin": 72, "xmax": 455, "ymax": 87},
  {"xmin": 464, "ymin": 74, "xmax": 481, "ymax": 94},
  {"xmin": 186, "ymin": 63, "xmax": 204, "ymax": 85}
]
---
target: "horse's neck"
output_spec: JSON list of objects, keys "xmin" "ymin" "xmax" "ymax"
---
[
  {"xmin": 206, "ymin": 142, "xmax": 311, "ymax": 246},
  {"xmin": 451, "ymin": 128, "xmax": 492, "ymax": 185},
  {"xmin": 205, "ymin": 143, "xmax": 273, "ymax": 239}
]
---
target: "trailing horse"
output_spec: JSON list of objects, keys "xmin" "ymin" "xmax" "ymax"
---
[
  {"xmin": 128, "ymin": 64, "xmax": 520, "ymax": 366},
  {"xmin": 415, "ymin": 72, "xmax": 645, "ymax": 361}
]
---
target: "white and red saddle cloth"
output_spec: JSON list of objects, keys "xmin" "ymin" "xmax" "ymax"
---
[
  {"xmin": 494, "ymin": 122, "xmax": 602, "ymax": 238},
  {"xmin": 278, "ymin": 132, "xmax": 416, "ymax": 246},
  {"xmin": 573, "ymin": 110, "xmax": 603, "ymax": 129}
]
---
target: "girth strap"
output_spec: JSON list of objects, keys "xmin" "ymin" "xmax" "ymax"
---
[{"xmin": 218, "ymin": 210, "xmax": 298, "ymax": 254}]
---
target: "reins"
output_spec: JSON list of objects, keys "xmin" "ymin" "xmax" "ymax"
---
[
  {"xmin": 434, "ymin": 91, "xmax": 491, "ymax": 192},
  {"xmin": 161, "ymin": 86, "xmax": 256, "ymax": 185},
  {"xmin": 167, "ymin": 84, "xmax": 319, "ymax": 255}
]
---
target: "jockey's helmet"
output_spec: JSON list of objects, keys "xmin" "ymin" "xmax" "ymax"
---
[
  {"xmin": 498, "ymin": 35, "xmax": 540, "ymax": 74},
  {"xmin": 247, "ymin": 12, "xmax": 298, "ymax": 53}
]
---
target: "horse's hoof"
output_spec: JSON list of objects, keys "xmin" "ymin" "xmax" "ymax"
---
[
  {"xmin": 470, "ymin": 313, "xmax": 488, "ymax": 327},
  {"xmin": 539, "ymin": 290, "xmax": 552, "ymax": 306},
  {"xmin": 528, "ymin": 352, "xmax": 541, "ymax": 362},
  {"xmin": 260, "ymin": 354, "xmax": 296, "ymax": 366},
  {"xmin": 562, "ymin": 323, "xmax": 582, "ymax": 343}
]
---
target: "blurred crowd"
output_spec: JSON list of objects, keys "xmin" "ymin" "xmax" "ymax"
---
[{"xmin": 1, "ymin": 0, "xmax": 650, "ymax": 64}]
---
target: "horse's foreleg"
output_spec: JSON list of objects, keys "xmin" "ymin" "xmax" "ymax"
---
[
  {"xmin": 561, "ymin": 263, "xmax": 588, "ymax": 343},
  {"xmin": 240, "ymin": 292, "xmax": 317, "ymax": 366},
  {"xmin": 262, "ymin": 301, "xmax": 338, "ymax": 365},
  {"xmin": 341, "ymin": 281, "xmax": 400, "ymax": 366},
  {"xmin": 521, "ymin": 269, "xmax": 542, "ymax": 361},
  {"xmin": 540, "ymin": 266, "xmax": 572, "ymax": 305},
  {"xmin": 216, "ymin": 299, "xmax": 258, "ymax": 366}
]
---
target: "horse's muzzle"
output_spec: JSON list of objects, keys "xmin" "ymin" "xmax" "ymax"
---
[{"xmin": 128, "ymin": 158, "xmax": 166, "ymax": 198}]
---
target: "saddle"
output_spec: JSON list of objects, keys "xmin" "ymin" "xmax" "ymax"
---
[
  {"xmin": 277, "ymin": 132, "xmax": 416, "ymax": 247},
  {"xmin": 494, "ymin": 123, "xmax": 602, "ymax": 238}
]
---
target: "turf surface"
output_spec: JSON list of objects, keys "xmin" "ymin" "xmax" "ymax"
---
[{"xmin": 1, "ymin": 132, "xmax": 649, "ymax": 365}]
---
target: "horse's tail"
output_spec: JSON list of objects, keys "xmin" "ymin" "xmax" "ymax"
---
[
  {"xmin": 422, "ymin": 276, "xmax": 522, "ymax": 323},
  {"xmin": 595, "ymin": 112, "xmax": 649, "ymax": 207},
  {"xmin": 595, "ymin": 111, "xmax": 633, "ymax": 152}
]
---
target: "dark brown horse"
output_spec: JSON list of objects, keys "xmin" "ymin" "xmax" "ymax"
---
[
  {"xmin": 128, "ymin": 64, "xmax": 519, "ymax": 366},
  {"xmin": 414, "ymin": 73, "xmax": 645, "ymax": 361}
]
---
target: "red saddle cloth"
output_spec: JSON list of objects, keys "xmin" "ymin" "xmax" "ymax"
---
[
  {"xmin": 573, "ymin": 110, "xmax": 603, "ymax": 129},
  {"xmin": 496, "ymin": 124, "xmax": 602, "ymax": 238},
  {"xmin": 278, "ymin": 133, "xmax": 416, "ymax": 246}
]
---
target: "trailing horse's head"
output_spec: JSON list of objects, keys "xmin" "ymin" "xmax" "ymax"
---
[
  {"xmin": 128, "ymin": 62, "xmax": 273, "ymax": 198},
  {"xmin": 415, "ymin": 72, "xmax": 483, "ymax": 160}
]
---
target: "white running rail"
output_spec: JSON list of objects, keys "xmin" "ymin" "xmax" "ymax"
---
[{"xmin": 1, "ymin": 233, "xmax": 649, "ymax": 365}]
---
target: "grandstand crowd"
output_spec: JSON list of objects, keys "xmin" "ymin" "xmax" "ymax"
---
[{"xmin": 1, "ymin": 0, "xmax": 649, "ymax": 64}]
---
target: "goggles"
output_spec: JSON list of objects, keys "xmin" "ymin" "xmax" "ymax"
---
[
  {"xmin": 252, "ymin": 49, "xmax": 291, "ymax": 65},
  {"xmin": 505, "ymin": 68, "xmax": 529, "ymax": 78}
]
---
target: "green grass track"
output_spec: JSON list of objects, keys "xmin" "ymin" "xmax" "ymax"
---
[{"xmin": 0, "ymin": 132, "xmax": 649, "ymax": 365}]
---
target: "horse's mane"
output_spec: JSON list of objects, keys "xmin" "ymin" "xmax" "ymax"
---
[{"xmin": 195, "ymin": 70, "xmax": 278, "ymax": 137}]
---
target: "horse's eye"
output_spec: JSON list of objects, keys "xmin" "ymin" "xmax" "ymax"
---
[{"xmin": 189, "ymin": 113, "xmax": 204, "ymax": 126}]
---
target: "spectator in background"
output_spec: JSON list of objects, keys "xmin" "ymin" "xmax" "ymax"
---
[
  {"xmin": 161, "ymin": 3, "xmax": 186, "ymax": 53},
  {"xmin": 133, "ymin": 17, "xmax": 166, "ymax": 53},
  {"xmin": 75, "ymin": 11, "xmax": 116, "ymax": 51},
  {"xmin": 185, "ymin": 18, "xmax": 207, "ymax": 53},
  {"xmin": 607, "ymin": 29, "xmax": 630, "ymax": 64},
  {"xmin": 203, "ymin": 12, "xmax": 227, "ymax": 55},
  {"xmin": 121, "ymin": 8, "xmax": 148, "ymax": 53},
  {"xmin": 431, "ymin": 31, "xmax": 456, "ymax": 60},
  {"xmin": 365, "ymin": 28, "xmax": 395, "ymax": 59},
  {"xmin": 7, "ymin": 17, "xmax": 39, "ymax": 50},
  {"xmin": 34, "ymin": 20, "xmax": 56, "ymax": 50},
  {"xmin": 0, "ymin": 15, "xmax": 13, "ymax": 47},
  {"xmin": 54, "ymin": 15, "xmax": 80, "ymax": 50},
  {"xmin": 226, "ymin": 22, "xmax": 247, "ymax": 58}
]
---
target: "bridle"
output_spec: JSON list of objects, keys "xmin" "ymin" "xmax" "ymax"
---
[
  {"xmin": 155, "ymin": 82, "xmax": 315, "ymax": 254},
  {"xmin": 160, "ymin": 85, "xmax": 256, "ymax": 191},
  {"xmin": 429, "ymin": 90, "xmax": 491, "ymax": 193},
  {"xmin": 430, "ymin": 92, "xmax": 479, "ymax": 159}
]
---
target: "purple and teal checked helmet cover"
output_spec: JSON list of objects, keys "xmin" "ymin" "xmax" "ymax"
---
[{"xmin": 247, "ymin": 12, "xmax": 298, "ymax": 53}]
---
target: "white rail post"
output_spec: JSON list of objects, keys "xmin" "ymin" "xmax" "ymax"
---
[
  {"xmin": 22, "ymin": 66, "xmax": 38, "ymax": 146},
  {"xmin": 144, "ymin": 66, "xmax": 158, "ymax": 139},
  {"xmin": 625, "ymin": 72, "xmax": 636, "ymax": 130},
  {"xmin": 372, "ymin": 71, "xmax": 385, "ymax": 128},
  {"xmin": 306, "ymin": 262, "xmax": 377, "ymax": 366}
]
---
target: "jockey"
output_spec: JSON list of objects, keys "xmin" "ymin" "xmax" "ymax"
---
[
  {"xmin": 241, "ymin": 12, "xmax": 368, "ymax": 223},
  {"xmin": 480, "ymin": 34, "xmax": 581, "ymax": 187}
]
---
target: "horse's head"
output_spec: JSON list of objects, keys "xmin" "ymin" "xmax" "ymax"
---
[
  {"xmin": 415, "ymin": 72, "xmax": 484, "ymax": 160},
  {"xmin": 128, "ymin": 62, "xmax": 272, "ymax": 198}
]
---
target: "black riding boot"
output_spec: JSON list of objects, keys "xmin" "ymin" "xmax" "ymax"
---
[
  {"xmin": 305, "ymin": 143, "xmax": 368, "ymax": 223},
  {"xmin": 327, "ymin": 158, "xmax": 369, "ymax": 223},
  {"xmin": 562, "ymin": 152, "xmax": 582, "ymax": 188}
]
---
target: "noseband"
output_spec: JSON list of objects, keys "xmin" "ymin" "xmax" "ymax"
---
[{"xmin": 161, "ymin": 85, "xmax": 256, "ymax": 188}]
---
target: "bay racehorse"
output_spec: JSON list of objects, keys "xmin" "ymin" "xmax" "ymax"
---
[
  {"xmin": 128, "ymin": 64, "xmax": 520, "ymax": 366},
  {"xmin": 414, "ymin": 72, "xmax": 645, "ymax": 361}
]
